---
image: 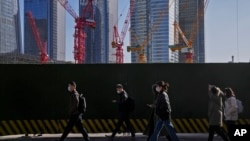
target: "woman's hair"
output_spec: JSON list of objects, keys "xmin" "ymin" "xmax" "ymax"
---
[
  {"xmin": 156, "ymin": 81, "xmax": 170, "ymax": 92},
  {"xmin": 224, "ymin": 87, "xmax": 235, "ymax": 97}
]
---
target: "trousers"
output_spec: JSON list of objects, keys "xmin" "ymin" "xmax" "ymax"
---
[
  {"xmin": 208, "ymin": 125, "xmax": 229, "ymax": 141},
  {"xmin": 149, "ymin": 119, "xmax": 179, "ymax": 141},
  {"xmin": 111, "ymin": 112, "xmax": 135, "ymax": 137},
  {"xmin": 60, "ymin": 114, "xmax": 89, "ymax": 141}
]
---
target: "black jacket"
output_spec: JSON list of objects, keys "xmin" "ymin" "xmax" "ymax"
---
[
  {"xmin": 117, "ymin": 90, "xmax": 129, "ymax": 112},
  {"xmin": 69, "ymin": 91, "xmax": 80, "ymax": 115},
  {"xmin": 155, "ymin": 91, "xmax": 171, "ymax": 120}
]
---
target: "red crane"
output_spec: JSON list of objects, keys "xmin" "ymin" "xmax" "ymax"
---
[
  {"xmin": 58, "ymin": 0, "xmax": 96, "ymax": 64},
  {"xmin": 26, "ymin": 11, "xmax": 49, "ymax": 64},
  {"xmin": 112, "ymin": 0, "xmax": 136, "ymax": 64}
]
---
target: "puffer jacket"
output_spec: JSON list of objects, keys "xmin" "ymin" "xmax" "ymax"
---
[{"xmin": 224, "ymin": 96, "xmax": 238, "ymax": 121}]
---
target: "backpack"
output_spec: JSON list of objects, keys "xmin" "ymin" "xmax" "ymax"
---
[
  {"xmin": 236, "ymin": 99, "xmax": 243, "ymax": 114},
  {"xmin": 126, "ymin": 97, "xmax": 135, "ymax": 112},
  {"xmin": 78, "ymin": 94, "xmax": 86, "ymax": 113}
]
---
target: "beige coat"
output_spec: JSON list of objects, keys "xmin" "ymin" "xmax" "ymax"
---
[{"xmin": 208, "ymin": 90, "xmax": 225, "ymax": 126}]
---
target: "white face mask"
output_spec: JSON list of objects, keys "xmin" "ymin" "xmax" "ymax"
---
[
  {"xmin": 156, "ymin": 86, "xmax": 161, "ymax": 92},
  {"xmin": 68, "ymin": 86, "xmax": 71, "ymax": 92},
  {"xmin": 117, "ymin": 90, "xmax": 121, "ymax": 94}
]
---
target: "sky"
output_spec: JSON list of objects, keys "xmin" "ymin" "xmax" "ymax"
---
[{"xmin": 20, "ymin": 0, "xmax": 250, "ymax": 63}]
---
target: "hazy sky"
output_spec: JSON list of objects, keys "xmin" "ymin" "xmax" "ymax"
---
[{"xmin": 20, "ymin": 0, "xmax": 250, "ymax": 63}]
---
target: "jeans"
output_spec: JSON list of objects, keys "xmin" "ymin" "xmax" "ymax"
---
[{"xmin": 149, "ymin": 119, "xmax": 179, "ymax": 141}]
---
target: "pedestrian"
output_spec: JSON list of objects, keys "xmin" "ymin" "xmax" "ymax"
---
[
  {"xmin": 224, "ymin": 87, "xmax": 238, "ymax": 140},
  {"xmin": 149, "ymin": 81, "xmax": 179, "ymax": 141},
  {"xmin": 59, "ymin": 81, "xmax": 90, "ymax": 141},
  {"xmin": 207, "ymin": 85, "xmax": 229, "ymax": 141},
  {"xmin": 144, "ymin": 83, "xmax": 172, "ymax": 141},
  {"xmin": 108, "ymin": 84, "xmax": 135, "ymax": 140}
]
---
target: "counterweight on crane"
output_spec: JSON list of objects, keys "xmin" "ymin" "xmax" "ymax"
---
[
  {"xmin": 169, "ymin": 21, "xmax": 193, "ymax": 63},
  {"xmin": 58, "ymin": 0, "xmax": 96, "ymax": 64},
  {"xmin": 26, "ymin": 11, "xmax": 49, "ymax": 64},
  {"xmin": 112, "ymin": 0, "xmax": 136, "ymax": 64}
]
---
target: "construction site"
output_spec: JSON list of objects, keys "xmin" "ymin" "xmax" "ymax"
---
[{"xmin": 0, "ymin": 0, "xmax": 212, "ymax": 64}]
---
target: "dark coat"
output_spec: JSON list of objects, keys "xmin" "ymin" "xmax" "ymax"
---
[
  {"xmin": 69, "ymin": 91, "xmax": 80, "ymax": 116},
  {"xmin": 156, "ymin": 91, "xmax": 171, "ymax": 120},
  {"xmin": 117, "ymin": 90, "xmax": 129, "ymax": 112}
]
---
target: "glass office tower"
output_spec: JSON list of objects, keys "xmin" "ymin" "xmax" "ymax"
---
[
  {"xmin": 179, "ymin": 0, "xmax": 205, "ymax": 63},
  {"xmin": 130, "ymin": 0, "xmax": 179, "ymax": 63},
  {"xmin": 80, "ymin": 0, "xmax": 117, "ymax": 64},
  {"xmin": 0, "ymin": 0, "xmax": 22, "ymax": 54},
  {"xmin": 24, "ymin": 0, "xmax": 66, "ymax": 61}
]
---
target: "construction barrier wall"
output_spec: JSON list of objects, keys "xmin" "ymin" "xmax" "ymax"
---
[{"xmin": 0, "ymin": 64, "xmax": 249, "ymax": 135}]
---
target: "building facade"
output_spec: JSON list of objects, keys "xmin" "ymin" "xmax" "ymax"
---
[
  {"xmin": 0, "ymin": 0, "xmax": 22, "ymax": 54},
  {"xmin": 130, "ymin": 0, "xmax": 179, "ymax": 63},
  {"xmin": 179, "ymin": 0, "xmax": 205, "ymax": 63},
  {"xmin": 24, "ymin": 0, "xmax": 66, "ymax": 61},
  {"xmin": 108, "ymin": 0, "xmax": 118, "ymax": 63},
  {"xmin": 80, "ymin": 0, "xmax": 117, "ymax": 64}
]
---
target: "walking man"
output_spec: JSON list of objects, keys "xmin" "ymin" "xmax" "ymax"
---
[
  {"xmin": 59, "ymin": 81, "xmax": 90, "ymax": 141},
  {"xmin": 149, "ymin": 81, "xmax": 179, "ymax": 141},
  {"xmin": 109, "ymin": 84, "xmax": 135, "ymax": 140},
  {"xmin": 207, "ymin": 85, "xmax": 229, "ymax": 141}
]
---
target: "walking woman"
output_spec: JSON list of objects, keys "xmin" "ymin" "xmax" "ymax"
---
[{"xmin": 224, "ymin": 87, "xmax": 238, "ymax": 140}]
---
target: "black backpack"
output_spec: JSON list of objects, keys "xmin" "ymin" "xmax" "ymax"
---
[
  {"xmin": 78, "ymin": 94, "xmax": 86, "ymax": 113},
  {"xmin": 126, "ymin": 97, "xmax": 135, "ymax": 112}
]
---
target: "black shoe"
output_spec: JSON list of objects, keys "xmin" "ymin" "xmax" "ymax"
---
[{"xmin": 84, "ymin": 137, "xmax": 90, "ymax": 141}]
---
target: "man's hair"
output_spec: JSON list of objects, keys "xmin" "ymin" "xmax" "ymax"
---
[
  {"xmin": 116, "ymin": 84, "xmax": 123, "ymax": 89},
  {"xmin": 211, "ymin": 86, "xmax": 218, "ymax": 94},
  {"xmin": 69, "ymin": 81, "xmax": 76, "ymax": 87}
]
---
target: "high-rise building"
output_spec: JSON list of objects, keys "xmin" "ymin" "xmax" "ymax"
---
[
  {"xmin": 0, "ymin": 0, "xmax": 22, "ymax": 54},
  {"xmin": 108, "ymin": 0, "xmax": 118, "ymax": 63},
  {"xmin": 130, "ymin": 0, "xmax": 149, "ymax": 63},
  {"xmin": 130, "ymin": 0, "xmax": 179, "ymax": 63},
  {"xmin": 79, "ymin": 0, "xmax": 117, "ymax": 64},
  {"xmin": 24, "ymin": 0, "xmax": 66, "ymax": 61},
  {"xmin": 179, "ymin": 0, "xmax": 205, "ymax": 63}
]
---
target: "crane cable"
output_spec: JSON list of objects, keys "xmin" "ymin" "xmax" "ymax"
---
[{"xmin": 236, "ymin": 0, "xmax": 239, "ymax": 62}]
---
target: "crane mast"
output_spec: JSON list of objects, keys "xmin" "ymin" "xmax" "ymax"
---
[
  {"xmin": 58, "ymin": 0, "xmax": 96, "ymax": 64},
  {"xmin": 112, "ymin": 0, "xmax": 136, "ymax": 64},
  {"xmin": 26, "ymin": 11, "xmax": 49, "ymax": 64}
]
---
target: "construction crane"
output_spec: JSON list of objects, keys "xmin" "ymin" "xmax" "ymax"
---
[
  {"xmin": 58, "ymin": 0, "xmax": 96, "ymax": 64},
  {"xmin": 112, "ymin": 0, "xmax": 136, "ymax": 64},
  {"xmin": 169, "ymin": 0, "xmax": 208, "ymax": 63},
  {"xmin": 169, "ymin": 21, "xmax": 193, "ymax": 63},
  {"xmin": 26, "ymin": 11, "xmax": 49, "ymax": 64},
  {"xmin": 127, "ymin": 0, "xmax": 175, "ymax": 63}
]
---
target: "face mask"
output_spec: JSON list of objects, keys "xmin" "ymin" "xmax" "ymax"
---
[
  {"xmin": 68, "ymin": 86, "xmax": 71, "ymax": 92},
  {"xmin": 156, "ymin": 86, "xmax": 161, "ymax": 92},
  {"xmin": 117, "ymin": 90, "xmax": 121, "ymax": 94}
]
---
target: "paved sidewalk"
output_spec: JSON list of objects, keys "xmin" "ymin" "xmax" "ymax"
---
[{"xmin": 0, "ymin": 133, "xmax": 226, "ymax": 141}]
